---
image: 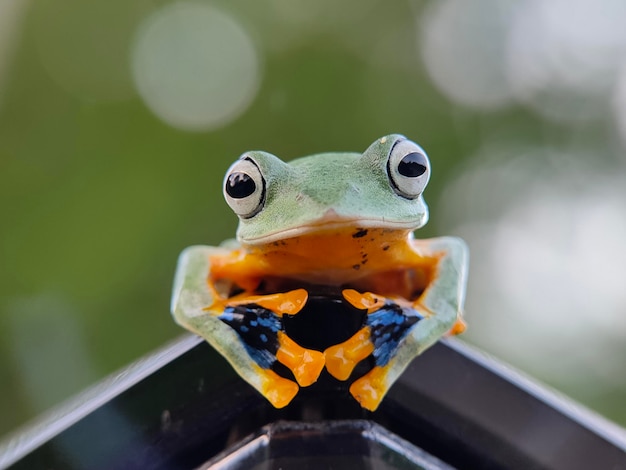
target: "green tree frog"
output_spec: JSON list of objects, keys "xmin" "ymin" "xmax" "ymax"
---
[{"xmin": 171, "ymin": 135, "xmax": 468, "ymax": 411}]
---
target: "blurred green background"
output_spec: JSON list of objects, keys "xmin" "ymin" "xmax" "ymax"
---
[{"xmin": 1, "ymin": 0, "xmax": 625, "ymax": 438}]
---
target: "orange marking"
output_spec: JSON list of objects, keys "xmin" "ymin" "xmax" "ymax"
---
[
  {"xmin": 324, "ymin": 328, "xmax": 375, "ymax": 381},
  {"xmin": 209, "ymin": 249, "xmax": 263, "ymax": 292},
  {"xmin": 259, "ymin": 368, "xmax": 299, "ymax": 408},
  {"xmin": 224, "ymin": 289, "xmax": 308, "ymax": 316},
  {"xmin": 209, "ymin": 228, "xmax": 437, "ymax": 287},
  {"xmin": 342, "ymin": 289, "xmax": 386, "ymax": 313},
  {"xmin": 349, "ymin": 365, "xmax": 389, "ymax": 411},
  {"xmin": 447, "ymin": 316, "xmax": 467, "ymax": 336},
  {"xmin": 275, "ymin": 332, "xmax": 325, "ymax": 387}
]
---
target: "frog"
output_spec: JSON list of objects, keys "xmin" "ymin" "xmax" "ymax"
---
[{"xmin": 171, "ymin": 134, "xmax": 468, "ymax": 411}]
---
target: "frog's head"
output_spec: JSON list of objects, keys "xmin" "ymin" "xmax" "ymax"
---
[{"xmin": 223, "ymin": 134, "xmax": 431, "ymax": 245}]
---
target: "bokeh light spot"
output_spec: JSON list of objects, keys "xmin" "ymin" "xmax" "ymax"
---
[
  {"xmin": 613, "ymin": 64, "xmax": 626, "ymax": 148},
  {"xmin": 506, "ymin": 0, "xmax": 626, "ymax": 123},
  {"xmin": 438, "ymin": 149, "xmax": 626, "ymax": 390},
  {"xmin": 7, "ymin": 294, "xmax": 96, "ymax": 412},
  {"xmin": 0, "ymin": 0, "xmax": 28, "ymax": 108},
  {"xmin": 131, "ymin": 2, "xmax": 261, "ymax": 131},
  {"xmin": 419, "ymin": 0, "xmax": 517, "ymax": 110}
]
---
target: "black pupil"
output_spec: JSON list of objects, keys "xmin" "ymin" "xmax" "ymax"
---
[
  {"xmin": 226, "ymin": 172, "xmax": 256, "ymax": 199},
  {"xmin": 398, "ymin": 152, "xmax": 427, "ymax": 177}
]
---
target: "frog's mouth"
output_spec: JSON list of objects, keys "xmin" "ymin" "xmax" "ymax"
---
[{"xmin": 240, "ymin": 209, "xmax": 423, "ymax": 246}]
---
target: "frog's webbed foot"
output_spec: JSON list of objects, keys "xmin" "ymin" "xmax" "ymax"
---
[
  {"xmin": 220, "ymin": 290, "xmax": 325, "ymax": 390},
  {"xmin": 323, "ymin": 289, "xmax": 382, "ymax": 380},
  {"xmin": 354, "ymin": 303, "xmax": 424, "ymax": 410},
  {"xmin": 217, "ymin": 303, "xmax": 303, "ymax": 406},
  {"xmin": 324, "ymin": 289, "xmax": 424, "ymax": 410}
]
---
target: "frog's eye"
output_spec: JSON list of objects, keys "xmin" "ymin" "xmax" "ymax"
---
[
  {"xmin": 387, "ymin": 139, "xmax": 430, "ymax": 199},
  {"xmin": 223, "ymin": 157, "xmax": 266, "ymax": 218}
]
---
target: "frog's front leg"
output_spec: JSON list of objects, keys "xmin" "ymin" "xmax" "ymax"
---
[
  {"xmin": 331, "ymin": 237, "xmax": 468, "ymax": 411},
  {"xmin": 171, "ymin": 246, "xmax": 324, "ymax": 408}
]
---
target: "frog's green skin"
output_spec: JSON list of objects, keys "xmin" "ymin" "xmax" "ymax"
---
[{"xmin": 171, "ymin": 135, "xmax": 468, "ymax": 410}]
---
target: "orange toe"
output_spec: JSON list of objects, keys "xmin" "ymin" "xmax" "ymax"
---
[
  {"xmin": 349, "ymin": 366, "xmax": 388, "ymax": 411},
  {"xmin": 276, "ymin": 332, "xmax": 325, "ymax": 387},
  {"xmin": 324, "ymin": 328, "xmax": 374, "ymax": 381},
  {"xmin": 260, "ymin": 369, "xmax": 299, "ymax": 408},
  {"xmin": 447, "ymin": 316, "xmax": 467, "ymax": 336},
  {"xmin": 342, "ymin": 289, "xmax": 386, "ymax": 313}
]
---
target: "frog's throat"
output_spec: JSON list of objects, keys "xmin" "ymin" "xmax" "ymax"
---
[
  {"xmin": 209, "ymin": 227, "xmax": 436, "ymax": 298},
  {"xmin": 238, "ymin": 218, "xmax": 423, "ymax": 246}
]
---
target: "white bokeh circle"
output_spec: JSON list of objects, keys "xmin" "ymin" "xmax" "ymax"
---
[
  {"xmin": 438, "ymin": 148, "xmax": 626, "ymax": 388},
  {"xmin": 131, "ymin": 2, "xmax": 261, "ymax": 131},
  {"xmin": 506, "ymin": 0, "xmax": 626, "ymax": 123},
  {"xmin": 419, "ymin": 0, "xmax": 517, "ymax": 110}
]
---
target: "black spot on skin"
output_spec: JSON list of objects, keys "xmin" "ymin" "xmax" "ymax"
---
[
  {"xmin": 352, "ymin": 264, "xmax": 361, "ymax": 270},
  {"xmin": 411, "ymin": 289, "xmax": 425, "ymax": 300},
  {"xmin": 382, "ymin": 245, "xmax": 390, "ymax": 251},
  {"xmin": 353, "ymin": 229, "xmax": 368, "ymax": 238},
  {"xmin": 361, "ymin": 259, "xmax": 368, "ymax": 265},
  {"xmin": 361, "ymin": 252, "xmax": 367, "ymax": 259},
  {"xmin": 229, "ymin": 285, "xmax": 245, "ymax": 297}
]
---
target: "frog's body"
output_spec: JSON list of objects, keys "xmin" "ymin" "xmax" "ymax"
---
[{"xmin": 171, "ymin": 135, "xmax": 468, "ymax": 411}]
